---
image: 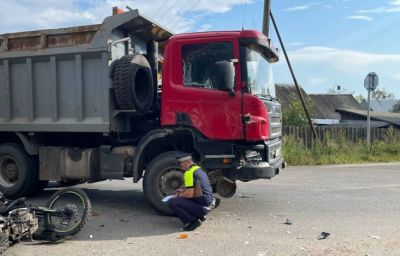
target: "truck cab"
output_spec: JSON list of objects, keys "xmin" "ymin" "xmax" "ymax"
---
[{"xmin": 162, "ymin": 30, "xmax": 283, "ymax": 178}]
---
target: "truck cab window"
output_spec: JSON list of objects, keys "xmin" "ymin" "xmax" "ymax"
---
[{"xmin": 182, "ymin": 42, "xmax": 234, "ymax": 90}]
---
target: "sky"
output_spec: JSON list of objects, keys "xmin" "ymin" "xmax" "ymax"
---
[{"xmin": 0, "ymin": 0, "xmax": 399, "ymax": 98}]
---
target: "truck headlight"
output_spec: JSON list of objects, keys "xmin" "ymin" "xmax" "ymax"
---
[{"xmin": 244, "ymin": 150, "xmax": 262, "ymax": 162}]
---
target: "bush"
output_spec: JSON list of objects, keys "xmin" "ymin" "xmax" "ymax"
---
[{"xmin": 283, "ymin": 128, "xmax": 400, "ymax": 165}]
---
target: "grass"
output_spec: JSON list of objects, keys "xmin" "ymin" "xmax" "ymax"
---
[{"xmin": 283, "ymin": 128, "xmax": 400, "ymax": 166}]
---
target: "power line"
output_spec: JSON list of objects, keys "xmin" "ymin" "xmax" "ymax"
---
[
  {"xmin": 158, "ymin": 0, "xmax": 182, "ymax": 23},
  {"xmin": 169, "ymin": 0, "xmax": 201, "ymax": 29},
  {"xmin": 152, "ymin": 0, "xmax": 169, "ymax": 18},
  {"xmin": 164, "ymin": 0, "xmax": 192, "ymax": 26}
]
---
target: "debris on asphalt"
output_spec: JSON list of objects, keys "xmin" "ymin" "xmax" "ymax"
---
[
  {"xmin": 99, "ymin": 224, "xmax": 105, "ymax": 228},
  {"xmin": 371, "ymin": 236, "xmax": 381, "ymax": 240},
  {"xmin": 237, "ymin": 194, "xmax": 253, "ymax": 199},
  {"xmin": 178, "ymin": 234, "xmax": 189, "ymax": 239},
  {"xmin": 89, "ymin": 235, "xmax": 93, "ymax": 239},
  {"xmin": 284, "ymin": 218, "xmax": 293, "ymax": 225},
  {"xmin": 248, "ymin": 226, "xmax": 252, "ymax": 229},
  {"xmin": 318, "ymin": 232, "xmax": 330, "ymax": 240}
]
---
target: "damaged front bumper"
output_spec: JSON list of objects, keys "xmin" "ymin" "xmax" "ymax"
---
[{"xmin": 237, "ymin": 158, "xmax": 285, "ymax": 180}]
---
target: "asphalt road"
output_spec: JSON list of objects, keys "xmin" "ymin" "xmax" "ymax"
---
[{"xmin": 5, "ymin": 162, "xmax": 400, "ymax": 256}]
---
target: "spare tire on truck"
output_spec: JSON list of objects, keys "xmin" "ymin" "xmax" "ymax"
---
[{"xmin": 112, "ymin": 54, "xmax": 154, "ymax": 114}]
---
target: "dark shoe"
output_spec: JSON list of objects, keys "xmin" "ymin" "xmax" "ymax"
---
[
  {"xmin": 183, "ymin": 220, "xmax": 201, "ymax": 231},
  {"xmin": 182, "ymin": 222, "xmax": 191, "ymax": 231}
]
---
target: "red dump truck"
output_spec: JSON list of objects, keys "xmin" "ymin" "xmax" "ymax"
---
[{"xmin": 0, "ymin": 9, "xmax": 284, "ymax": 214}]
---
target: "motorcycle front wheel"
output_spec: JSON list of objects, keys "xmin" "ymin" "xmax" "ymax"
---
[{"xmin": 44, "ymin": 187, "xmax": 91, "ymax": 237}]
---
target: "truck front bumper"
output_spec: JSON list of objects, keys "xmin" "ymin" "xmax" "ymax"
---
[{"xmin": 237, "ymin": 158, "xmax": 285, "ymax": 180}]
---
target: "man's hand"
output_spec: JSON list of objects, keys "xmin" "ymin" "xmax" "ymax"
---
[
  {"xmin": 176, "ymin": 188, "xmax": 194, "ymax": 198},
  {"xmin": 175, "ymin": 189, "xmax": 184, "ymax": 196}
]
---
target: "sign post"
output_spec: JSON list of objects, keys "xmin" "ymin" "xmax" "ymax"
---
[{"xmin": 364, "ymin": 72, "xmax": 379, "ymax": 145}]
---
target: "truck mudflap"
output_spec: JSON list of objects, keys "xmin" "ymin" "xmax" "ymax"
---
[{"xmin": 237, "ymin": 158, "xmax": 284, "ymax": 180}]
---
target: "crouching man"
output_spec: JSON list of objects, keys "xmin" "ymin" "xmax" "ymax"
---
[{"xmin": 167, "ymin": 152, "xmax": 220, "ymax": 231}]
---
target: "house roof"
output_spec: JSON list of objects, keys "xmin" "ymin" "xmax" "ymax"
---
[
  {"xmin": 275, "ymin": 84, "xmax": 319, "ymax": 116},
  {"xmin": 330, "ymin": 120, "xmax": 390, "ymax": 128},
  {"xmin": 336, "ymin": 108, "xmax": 400, "ymax": 126},
  {"xmin": 361, "ymin": 99, "xmax": 400, "ymax": 112},
  {"xmin": 308, "ymin": 94, "xmax": 366, "ymax": 120},
  {"xmin": 275, "ymin": 84, "xmax": 309, "ymax": 106}
]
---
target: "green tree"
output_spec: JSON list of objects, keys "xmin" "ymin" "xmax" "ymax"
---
[
  {"xmin": 354, "ymin": 94, "xmax": 365, "ymax": 103},
  {"xmin": 371, "ymin": 88, "xmax": 395, "ymax": 100},
  {"xmin": 282, "ymin": 92, "xmax": 314, "ymax": 127},
  {"xmin": 392, "ymin": 101, "xmax": 400, "ymax": 113}
]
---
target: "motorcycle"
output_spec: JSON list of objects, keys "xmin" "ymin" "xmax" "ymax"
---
[{"xmin": 0, "ymin": 187, "xmax": 91, "ymax": 253}]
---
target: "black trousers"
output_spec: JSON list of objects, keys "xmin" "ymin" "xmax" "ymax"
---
[{"xmin": 167, "ymin": 197, "xmax": 208, "ymax": 224}]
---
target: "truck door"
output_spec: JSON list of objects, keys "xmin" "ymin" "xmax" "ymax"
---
[{"xmin": 175, "ymin": 39, "xmax": 243, "ymax": 140}]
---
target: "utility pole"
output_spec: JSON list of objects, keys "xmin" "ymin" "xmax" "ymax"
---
[
  {"xmin": 263, "ymin": 0, "xmax": 318, "ymax": 139},
  {"xmin": 269, "ymin": 12, "xmax": 318, "ymax": 140},
  {"xmin": 263, "ymin": 0, "xmax": 271, "ymax": 35}
]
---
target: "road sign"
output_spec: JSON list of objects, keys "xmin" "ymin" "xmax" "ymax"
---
[{"xmin": 364, "ymin": 72, "xmax": 379, "ymax": 92}]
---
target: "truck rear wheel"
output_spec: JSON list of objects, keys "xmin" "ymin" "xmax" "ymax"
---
[
  {"xmin": 143, "ymin": 151, "xmax": 184, "ymax": 215},
  {"xmin": 113, "ymin": 54, "xmax": 154, "ymax": 114},
  {"xmin": 0, "ymin": 143, "xmax": 40, "ymax": 198}
]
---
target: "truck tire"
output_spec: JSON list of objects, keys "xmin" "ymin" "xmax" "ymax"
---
[
  {"xmin": 113, "ymin": 54, "xmax": 154, "ymax": 114},
  {"xmin": 143, "ymin": 151, "xmax": 184, "ymax": 215},
  {"xmin": 0, "ymin": 143, "xmax": 40, "ymax": 198}
]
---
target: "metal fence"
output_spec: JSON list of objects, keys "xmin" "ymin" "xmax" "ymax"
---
[{"xmin": 283, "ymin": 126, "xmax": 397, "ymax": 148}]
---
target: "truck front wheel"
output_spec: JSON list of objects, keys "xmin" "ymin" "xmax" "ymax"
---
[
  {"xmin": 143, "ymin": 151, "xmax": 183, "ymax": 215},
  {"xmin": 0, "ymin": 143, "xmax": 40, "ymax": 198}
]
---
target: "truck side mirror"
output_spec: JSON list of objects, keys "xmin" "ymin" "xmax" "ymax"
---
[{"xmin": 213, "ymin": 60, "xmax": 235, "ymax": 93}]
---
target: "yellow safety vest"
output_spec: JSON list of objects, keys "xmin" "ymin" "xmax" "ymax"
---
[{"xmin": 184, "ymin": 165, "xmax": 201, "ymax": 188}]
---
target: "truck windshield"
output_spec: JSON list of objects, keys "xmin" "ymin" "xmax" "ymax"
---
[{"xmin": 244, "ymin": 45, "xmax": 276, "ymax": 99}]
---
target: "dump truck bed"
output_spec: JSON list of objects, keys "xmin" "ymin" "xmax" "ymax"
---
[{"xmin": 0, "ymin": 10, "xmax": 172, "ymax": 132}]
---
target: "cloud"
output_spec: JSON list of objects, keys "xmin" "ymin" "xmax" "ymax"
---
[
  {"xmin": 285, "ymin": 2, "xmax": 329, "ymax": 12},
  {"xmin": 0, "ymin": 0, "xmax": 254, "ymax": 34},
  {"xmin": 358, "ymin": 0, "xmax": 400, "ymax": 13},
  {"xmin": 285, "ymin": 5, "xmax": 311, "ymax": 12},
  {"xmin": 290, "ymin": 42, "xmax": 305, "ymax": 47},
  {"xmin": 308, "ymin": 78, "xmax": 327, "ymax": 86},
  {"xmin": 287, "ymin": 46, "xmax": 400, "ymax": 73},
  {"xmin": 391, "ymin": 0, "xmax": 400, "ymax": 5},
  {"xmin": 197, "ymin": 24, "xmax": 212, "ymax": 32},
  {"xmin": 390, "ymin": 73, "xmax": 400, "ymax": 82},
  {"xmin": 322, "ymin": 5, "xmax": 335, "ymax": 10},
  {"xmin": 348, "ymin": 15, "xmax": 373, "ymax": 21},
  {"xmin": 274, "ymin": 46, "xmax": 400, "ymax": 97}
]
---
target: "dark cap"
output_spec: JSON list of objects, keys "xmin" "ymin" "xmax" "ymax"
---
[{"xmin": 175, "ymin": 151, "xmax": 193, "ymax": 162}]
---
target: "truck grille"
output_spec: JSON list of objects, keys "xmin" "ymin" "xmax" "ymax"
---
[{"xmin": 264, "ymin": 101, "xmax": 282, "ymax": 139}]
